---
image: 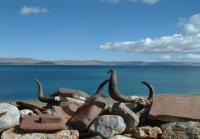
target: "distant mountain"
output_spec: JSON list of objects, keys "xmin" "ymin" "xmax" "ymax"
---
[{"xmin": 0, "ymin": 58, "xmax": 200, "ymax": 66}]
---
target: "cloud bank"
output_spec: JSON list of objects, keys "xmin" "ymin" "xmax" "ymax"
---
[
  {"xmin": 100, "ymin": 0, "xmax": 159, "ymax": 5},
  {"xmin": 100, "ymin": 13, "xmax": 200, "ymax": 61},
  {"xmin": 20, "ymin": 6, "xmax": 47, "ymax": 15}
]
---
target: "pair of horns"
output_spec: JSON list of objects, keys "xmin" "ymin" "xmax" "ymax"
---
[
  {"xmin": 108, "ymin": 69, "xmax": 154, "ymax": 104},
  {"xmin": 35, "ymin": 79, "xmax": 109, "ymax": 103},
  {"xmin": 36, "ymin": 69, "xmax": 154, "ymax": 104}
]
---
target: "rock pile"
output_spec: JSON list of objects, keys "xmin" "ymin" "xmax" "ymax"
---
[{"xmin": 0, "ymin": 69, "xmax": 199, "ymax": 139}]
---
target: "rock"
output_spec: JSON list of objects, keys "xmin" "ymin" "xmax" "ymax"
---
[
  {"xmin": 125, "ymin": 103, "xmax": 138, "ymax": 112},
  {"xmin": 47, "ymin": 106, "xmax": 72, "ymax": 123},
  {"xmin": 68, "ymin": 96, "xmax": 106, "ymax": 132},
  {"xmin": 110, "ymin": 135, "xmax": 136, "ymax": 139},
  {"xmin": 20, "ymin": 109, "xmax": 35, "ymax": 117},
  {"xmin": 161, "ymin": 121, "xmax": 200, "ymax": 139},
  {"xmin": 0, "ymin": 103, "xmax": 20, "ymax": 132},
  {"xmin": 60, "ymin": 99, "xmax": 84, "ymax": 116},
  {"xmin": 109, "ymin": 103, "xmax": 139, "ymax": 128},
  {"xmin": 1, "ymin": 128, "xmax": 79, "ymax": 139},
  {"xmin": 149, "ymin": 95, "xmax": 200, "ymax": 122},
  {"xmin": 89, "ymin": 115, "xmax": 126, "ymax": 138},
  {"xmin": 130, "ymin": 126, "xmax": 162, "ymax": 139},
  {"xmin": 83, "ymin": 135, "xmax": 103, "ymax": 139},
  {"xmin": 19, "ymin": 114, "xmax": 66, "ymax": 133}
]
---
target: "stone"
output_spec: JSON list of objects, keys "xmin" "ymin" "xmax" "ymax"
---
[
  {"xmin": 83, "ymin": 135, "xmax": 103, "ymax": 139},
  {"xmin": 89, "ymin": 115, "xmax": 126, "ymax": 138},
  {"xmin": 109, "ymin": 103, "xmax": 139, "ymax": 128},
  {"xmin": 1, "ymin": 128, "xmax": 79, "ymax": 139},
  {"xmin": 130, "ymin": 126, "xmax": 162, "ymax": 139},
  {"xmin": 19, "ymin": 114, "xmax": 66, "ymax": 133},
  {"xmin": 110, "ymin": 135, "xmax": 136, "ymax": 139},
  {"xmin": 20, "ymin": 109, "xmax": 35, "ymax": 117},
  {"xmin": 161, "ymin": 121, "xmax": 200, "ymax": 139},
  {"xmin": 47, "ymin": 106, "xmax": 72, "ymax": 123},
  {"xmin": 60, "ymin": 99, "xmax": 84, "ymax": 116},
  {"xmin": 67, "ymin": 96, "xmax": 106, "ymax": 132},
  {"xmin": 149, "ymin": 94, "xmax": 200, "ymax": 122},
  {"xmin": 0, "ymin": 103, "xmax": 20, "ymax": 132}
]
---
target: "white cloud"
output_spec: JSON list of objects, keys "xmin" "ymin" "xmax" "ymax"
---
[
  {"xmin": 130, "ymin": 0, "xmax": 159, "ymax": 5},
  {"xmin": 100, "ymin": 33, "xmax": 200, "ymax": 53},
  {"xmin": 100, "ymin": 13, "xmax": 200, "ymax": 61},
  {"xmin": 101, "ymin": 0, "xmax": 120, "ymax": 3},
  {"xmin": 20, "ymin": 6, "xmax": 47, "ymax": 15},
  {"xmin": 183, "ymin": 14, "xmax": 200, "ymax": 34},
  {"xmin": 100, "ymin": 0, "xmax": 159, "ymax": 5},
  {"xmin": 160, "ymin": 54, "xmax": 171, "ymax": 60},
  {"xmin": 180, "ymin": 53, "xmax": 200, "ymax": 60}
]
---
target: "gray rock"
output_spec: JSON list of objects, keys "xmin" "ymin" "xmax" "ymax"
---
[
  {"xmin": 20, "ymin": 109, "xmax": 35, "ymax": 117},
  {"xmin": 89, "ymin": 115, "xmax": 126, "ymax": 138},
  {"xmin": 161, "ymin": 121, "xmax": 200, "ymax": 139},
  {"xmin": 0, "ymin": 103, "xmax": 20, "ymax": 132},
  {"xmin": 110, "ymin": 135, "xmax": 136, "ymax": 139},
  {"xmin": 1, "ymin": 128, "xmax": 79, "ymax": 139},
  {"xmin": 109, "ymin": 103, "xmax": 139, "ymax": 128},
  {"xmin": 83, "ymin": 135, "xmax": 103, "ymax": 139}
]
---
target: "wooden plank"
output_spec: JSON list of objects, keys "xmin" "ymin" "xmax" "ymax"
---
[{"xmin": 148, "ymin": 94, "xmax": 200, "ymax": 122}]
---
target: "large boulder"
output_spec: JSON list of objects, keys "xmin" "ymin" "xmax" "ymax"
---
[
  {"xmin": 89, "ymin": 115, "xmax": 126, "ymax": 138},
  {"xmin": 0, "ymin": 103, "xmax": 20, "ymax": 132},
  {"xmin": 161, "ymin": 121, "xmax": 200, "ymax": 139},
  {"xmin": 1, "ymin": 128, "xmax": 79, "ymax": 139}
]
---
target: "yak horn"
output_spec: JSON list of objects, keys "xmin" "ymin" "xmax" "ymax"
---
[
  {"xmin": 94, "ymin": 79, "xmax": 109, "ymax": 96},
  {"xmin": 108, "ymin": 69, "xmax": 153, "ymax": 106},
  {"xmin": 108, "ymin": 69, "xmax": 133, "ymax": 102},
  {"xmin": 141, "ymin": 81, "xmax": 154, "ymax": 103},
  {"xmin": 35, "ymin": 80, "xmax": 56, "ymax": 103}
]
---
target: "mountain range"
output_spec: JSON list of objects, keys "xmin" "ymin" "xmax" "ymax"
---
[{"xmin": 0, "ymin": 58, "xmax": 200, "ymax": 66}]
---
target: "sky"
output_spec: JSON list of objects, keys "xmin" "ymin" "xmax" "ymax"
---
[{"xmin": 0, "ymin": 0, "xmax": 200, "ymax": 62}]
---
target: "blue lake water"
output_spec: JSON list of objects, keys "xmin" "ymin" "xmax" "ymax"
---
[{"xmin": 0, "ymin": 65, "xmax": 200, "ymax": 100}]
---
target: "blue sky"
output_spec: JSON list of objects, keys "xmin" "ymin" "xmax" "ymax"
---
[{"xmin": 0, "ymin": 0, "xmax": 200, "ymax": 61}]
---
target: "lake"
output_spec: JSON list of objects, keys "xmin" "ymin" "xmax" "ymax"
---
[{"xmin": 0, "ymin": 65, "xmax": 200, "ymax": 100}]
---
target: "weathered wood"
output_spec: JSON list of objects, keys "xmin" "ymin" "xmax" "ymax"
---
[{"xmin": 148, "ymin": 94, "xmax": 200, "ymax": 122}]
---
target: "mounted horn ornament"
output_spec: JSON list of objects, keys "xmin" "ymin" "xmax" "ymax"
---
[
  {"xmin": 36, "ymin": 78, "xmax": 110, "ymax": 104},
  {"xmin": 36, "ymin": 80, "xmax": 58, "ymax": 103},
  {"xmin": 108, "ymin": 69, "xmax": 154, "ymax": 107}
]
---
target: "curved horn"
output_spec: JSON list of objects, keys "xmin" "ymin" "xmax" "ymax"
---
[
  {"xmin": 108, "ymin": 69, "xmax": 132, "ymax": 102},
  {"xmin": 35, "ymin": 80, "xmax": 56, "ymax": 103},
  {"xmin": 94, "ymin": 79, "xmax": 109, "ymax": 96},
  {"xmin": 141, "ymin": 81, "xmax": 155, "ymax": 103}
]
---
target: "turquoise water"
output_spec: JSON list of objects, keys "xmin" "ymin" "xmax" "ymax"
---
[{"xmin": 0, "ymin": 65, "xmax": 200, "ymax": 100}]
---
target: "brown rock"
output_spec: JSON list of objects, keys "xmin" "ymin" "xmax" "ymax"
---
[
  {"xmin": 49, "ymin": 106, "xmax": 74, "ymax": 123},
  {"xmin": 149, "ymin": 94, "xmax": 200, "ymax": 122},
  {"xmin": 20, "ymin": 114, "xmax": 66, "ymax": 133},
  {"xmin": 67, "ymin": 96, "xmax": 106, "ymax": 132},
  {"xmin": 130, "ymin": 126, "xmax": 162, "ymax": 139}
]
